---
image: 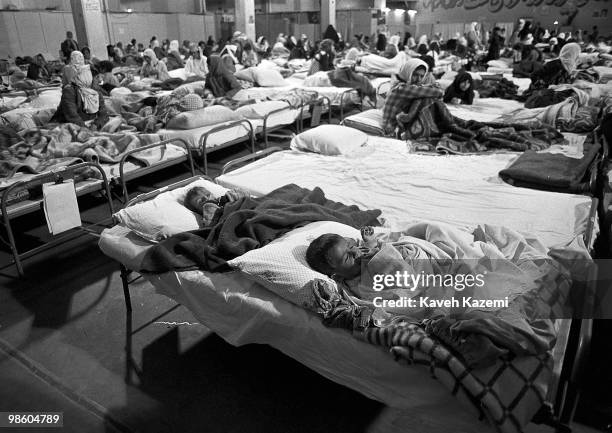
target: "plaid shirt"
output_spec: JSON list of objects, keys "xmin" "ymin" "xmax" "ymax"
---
[{"xmin": 382, "ymin": 84, "xmax": 444, "ymax": 134}]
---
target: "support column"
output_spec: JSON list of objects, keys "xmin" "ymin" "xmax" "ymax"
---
[
  {"xmin": 235, "ymin": 0, "xmax": 255, "ymax": 41},
  {"xmin": 321, "ymin": 0, "xmax": 336, "ymax": 31},
  {"xmin": 70, "ymin": 0, "xmax": 109, "ymax": 60}
]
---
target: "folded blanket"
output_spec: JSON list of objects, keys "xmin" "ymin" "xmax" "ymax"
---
[
  {"xmin": 139, "ymin": 184, "xmax": 382, "ymax": 273},
  {"xmin": 499, "ymin": 138, "xmax": 600, "ymax": 192}
]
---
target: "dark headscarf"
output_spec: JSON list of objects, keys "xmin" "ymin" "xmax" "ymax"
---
[
  {"xmin": 205, "ymin": 54, "xmax": 241, "ymax": 98},
  {"xmin": 420, "ymin": 55, "xmax": 435, "ymax": 72},
  {"xmin": 323, "ymin": 25, "xmax": 340, "ymax": 44},
  {"xmin": 376, "ymin": 34, "xmax": 387, "ymax": 52},
  {"xmin": 443, "ymin": 71, "xmax": 474, "ymax": 105}
]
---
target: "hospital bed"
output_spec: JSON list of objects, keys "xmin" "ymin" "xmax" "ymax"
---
[{"xmin": 99, "ymin": 133, "xmax": 599, "ymax": 433}]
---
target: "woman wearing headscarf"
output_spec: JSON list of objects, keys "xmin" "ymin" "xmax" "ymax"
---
[
  {"xmin": 376, "ymin": 33, "xmax": 387, "ymax": 52},
  {"xmin": 185, "ymin": 45, "xmax": 208, "ymax": 79},
  {"xmin": 27, "ymin": 53, "xmax": 50, "ymax": 81},
  {"xmin": 289, "ymin": 39, "xmax": 307, "ymax": 60},
  {"xmin": 419, "ymin": 55, "xmax": 438, "ymax": 86},
  {"xmin": 466, "ymin": 22, "xmax": 483, "ymax": 50},
  {"xmin": 308, "ymin": 38, "xmax": 335, "ymax": 75},
  {"xmin": 165, "ymin": 40, "xmax": 184, "ymax": 70},
  {"xmin": 51, "ymin": 52, "xmax": 108, "ymax": 129},
  {"xmin": 255, "ymin": 36, "xmax": 270, "ymax": 58},
  {"xmin": 484, "ymin": 27, "xmax": 503, "ymax": 62},
  {"xmin": 62, "ymin": 50, "xmax": 87, "ymax": 85},
  {"xmin": 382, "ymin": 58, "xmax": 444, "ymax": 135},
  {"xmin": 443, "ymin": 71, "xmax": 474, "ymax": 105},
  {"xmin": 241, "ymin": 41, "xmax": 259, "ymax": 67},
  {"xmin": 323, "ymin": 25, "xmax": 340, "ymax": 45},
  {"xmin": 512, "ymin": 46, "xmax": 543, "ymax": 78},
  {"xmin": 527, "ymin": 42, "xmax": 580, "ymax": 92},
  {"xmin": 205, "ymin": 55, "xmax": 241, "ymax": 98},
  {"xmin": 140, "ymin": 48, "xmax": 171, "ymax": 81}
]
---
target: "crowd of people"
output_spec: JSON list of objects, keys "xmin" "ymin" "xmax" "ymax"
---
[{"xmin": 2, "ymin": 20, "xmax": 611, "ymax": 139}]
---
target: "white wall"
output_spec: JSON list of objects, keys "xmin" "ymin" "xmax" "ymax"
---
[{"xmin": 0, "ymin": 11, "xmax": 76, "ymax": 59}]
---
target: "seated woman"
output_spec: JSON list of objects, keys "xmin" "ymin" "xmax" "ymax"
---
[
  {"xmin": 185, "ymin": 45, "xmax": 208, "ymax": 79},
  {"xmin": 26, "ymin": 54, "xmax": 50, "ymax": 81},
  {"xmin": 50, "ymin": 56, "xmax": 108, "ymax": 130},
  {"xmin": 62, "ymin": 51, "xmax": 87, "ymax": 85},
  {"xmin": 241, "ymin": 42, "xmax": 259, "ymax": 67},
  {"xmin": 382, "ymin": 58, "xmax": 444, "ymax": 137},
  {"xmin": 140, "ymin": 49, "xmax": 171, "ymax": 81},
  {"xmin": 443, "ymin": 71, "xmax": 475, "ymax": 105},
  {"xmin": 205, "ymin": 55, "xmax": 241, "ymax": 98},
  {"xmin": 523, "ymin": 42, "xmax": 580, "ymax": 98},
  {"xmin": 165, "ymin": 40, "xmax": 184, "ymax": 71},
  {"xmin": 512, "ymin": 46, "xmax": 543, "ymax": 78},
  {"xmin": 308, "ymin": 38, "xmax": 335, "ymax": 75},
  {"xmin": 419, "ymin": 55, "xmax": 438, "ymax": 86}
]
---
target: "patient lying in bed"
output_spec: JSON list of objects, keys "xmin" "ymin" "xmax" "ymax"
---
[
  {"xmin": 184, "ymin": 185, "xmax": 249, "ymax": 225},
  {"xmin": 306, "ymin": 221, "xmax": 575, "ymax": 365}
]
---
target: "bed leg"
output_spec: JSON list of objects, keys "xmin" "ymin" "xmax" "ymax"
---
[{"xmin": 120, "ymin": 264, "xmax": 134, "ymax": 384}]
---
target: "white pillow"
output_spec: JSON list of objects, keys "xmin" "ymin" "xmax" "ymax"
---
[
  {"xmin": 114, "ymin": 179, "xmax": 228, "ymax": 242},
  {"xmin": 253, "ymin": 68, "xmax": 287, "ymax": 87},
  {"xmin": 228, "ymin": 221, "xmax": 360, "ymax": 310},
  {"xmin": 234, "ymin": 67, "xmax": 257, "ymax": 82},
  {"xmin": 290, "ymin": 125, "xmax": 368, "ymax": 155},
  {"xmin": 234, "ymin": 100, "xmax": 289, "ymax": 119}
]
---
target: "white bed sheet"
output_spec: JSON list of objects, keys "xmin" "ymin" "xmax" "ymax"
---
[
  {"xmin": 447, "ymin": 98, "xmax": 525, "ymax": 122},
  {"xmin": 233, "ymin": 82, "xmax": 360, "ymax": 106},
  {"xmin": 158, "ymin": 122, "xmax": 251, "ymax": 150},
  {"xmin": 247, "ymin": 108, "xmax": 302, "ymax": 132},
  {"xmin": 217, "ymin": 137, "xmax": 593, "ymax": 249},
  {"xmin": 98, "ymin": 224, "xmax": 485, "ymax": 431}
]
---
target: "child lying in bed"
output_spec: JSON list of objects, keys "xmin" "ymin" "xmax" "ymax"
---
[{"xmin": 184, "ymin": 185, "xmax": 249, "ymax": 226}]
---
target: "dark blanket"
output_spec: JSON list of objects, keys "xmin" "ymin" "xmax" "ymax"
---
[
  {"xmin": 328, "ymin": 69, "xmax": 376, "ymax": 101},
  {"xmin": 140, "ymin": 184, "xmax": 382, "ymax": 274},
  {"xmin": 499, "ymin": 137, "xmax": 600, "ymax": 193}
]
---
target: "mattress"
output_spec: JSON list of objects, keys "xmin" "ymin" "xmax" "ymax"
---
[
  {"xmin": 246, "ymin": 108, "xmax": 302, "ymax": 133},
  {"xmin": 342, "ymin": 109, "xmax": 385, "ymax": 136},
  {"xmin": 99, "ymin": 224, "xmax": 486, "ymax": 431},
  {"xmin": 234, "ymin": 83, "xmax": 359, "ymax": 106},
  {"xmin": 158, "ymin": 122, "xmax": 252, "ymax": 150},
  {"xmin": 216, "ymin": 137, "xmax": 594, "ymax": 249}
]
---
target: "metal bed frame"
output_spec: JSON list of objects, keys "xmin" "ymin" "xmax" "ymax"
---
[
  {"xmin": 213, "ymin": 145, "xmax": 603, "ymax": 433},
  {"xmin": 0, "ymin": 162, "xmax": 114, "ymax": 277}
]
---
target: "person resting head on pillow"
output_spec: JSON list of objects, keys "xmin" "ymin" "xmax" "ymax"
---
[
  {"xmin": 443, "ymin": 71, "xmax": 474, "ymax": 105},
  {"xmin": 184, "ymin": 185, "xmax": 250, "ymax": 226}
]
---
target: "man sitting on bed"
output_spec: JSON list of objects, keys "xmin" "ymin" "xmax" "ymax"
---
[{"xmin": 185, "ymin": 186, "xmax": 249, "ymax": 226}]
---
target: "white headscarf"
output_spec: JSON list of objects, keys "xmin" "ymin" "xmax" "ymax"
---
[
  {"xmin": 394, "ymin": 58, "xmax": 428, "ymax": 89},
  {"xmin": 559, "ymin": 42, "xmax": 581, "ymax": 74},
  {"xmin": 169, "ymin": 40, "xmax": 180, "ymax": 53},
  {"xmin": 66, "ymin": 56, "xmax": 99, "ymax": 114}
]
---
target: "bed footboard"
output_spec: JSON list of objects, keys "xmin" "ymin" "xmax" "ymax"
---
[{"xmin": 199, "ymin": 119, "xmax": 255, "ymax": 176}]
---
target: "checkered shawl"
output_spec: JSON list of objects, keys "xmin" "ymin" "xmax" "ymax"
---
[{"xmin": 354, "ymin": 252, "xmax": 575, "ymax": 433}]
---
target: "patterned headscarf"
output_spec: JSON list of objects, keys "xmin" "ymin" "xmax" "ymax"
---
[
  {"xmin": 143, "ymin": 48, "xmax": 158, "ymax": 65},
  {"xmin": 559, "ymin": 42, "xmax": 581, "ymax": 74}
]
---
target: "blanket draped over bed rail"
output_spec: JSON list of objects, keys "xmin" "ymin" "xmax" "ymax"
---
[
  {"xmin": 312, "ymin": 222, "xmax": 593, "ymax": 433},
  {"xmin": 140, "ymin": 184, "xmax": 382, "ymax": 273}
]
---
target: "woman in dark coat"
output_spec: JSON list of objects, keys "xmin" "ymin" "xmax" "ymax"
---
[{"xmin": 205, "ymin": 55, "xmax": 241, "ymax": 98}]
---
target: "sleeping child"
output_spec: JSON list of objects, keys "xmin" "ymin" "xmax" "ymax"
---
[
  {"xmin": 305, "ymin": 221, "xmax": 573, "ymax": 362},
  {"xmin": 184, "ymin": 185, "xmax": 249, "ymax": 226}
]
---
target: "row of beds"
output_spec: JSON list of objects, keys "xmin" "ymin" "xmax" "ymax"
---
[
  {"xmin": 2, "ymin": 62, "xmax": 611, "ymax": 433},
  {"xmin": 0, "ymin": 64, "xmax": 383, "ymax": 275}
]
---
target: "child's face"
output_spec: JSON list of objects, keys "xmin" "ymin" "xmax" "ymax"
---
[
  {"xmin": 327, "ymin": 237, "xmax": 363, "ymax": 279},
  {"xmin": 459, "ymin": 80, "xmax": 471, "ymax": 91},
  {"xmin": 187, "ymin": 187, "xmax": 212, "ymax": 213}
]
